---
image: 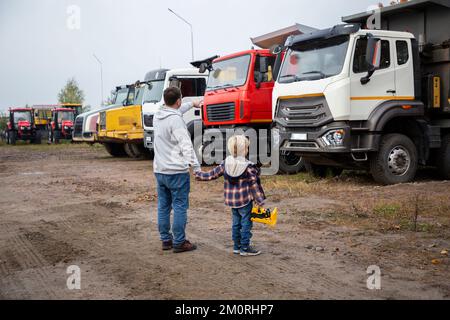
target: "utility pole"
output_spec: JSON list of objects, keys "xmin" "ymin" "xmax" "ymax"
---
[
  {"xmin": 168, "ymin": 8, "xmax": 194, "ymax": 61},
  {"xmin": 93, "ymin": 54, "xmax": 104, "ymax": 106}
]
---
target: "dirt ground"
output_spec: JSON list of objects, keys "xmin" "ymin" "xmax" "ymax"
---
[{"xmin": 0, "ymin": 143, "xmax": 449, "ymax": 300}]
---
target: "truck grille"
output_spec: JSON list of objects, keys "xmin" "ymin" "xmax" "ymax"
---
[
  {"xmin": 275, "ymin": 96, "xmax": 332, "ymax": 128},
  {"xmin": 206, "ymin": 103, "xmax": 235, "ymax": 122},
  {"xmin": 74, "ymin": 117, "xmax": 83, "ymax": 137},
  {"xmin": 143, "ymin": 114, "xmax": 154, "ymax": 127}
]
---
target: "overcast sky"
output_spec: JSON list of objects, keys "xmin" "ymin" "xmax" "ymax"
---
[{"xmin": 0, "ymin": 0, "xmax": 388, "ymax": 112}]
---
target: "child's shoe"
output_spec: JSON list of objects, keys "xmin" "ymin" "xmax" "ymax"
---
[
  {"xmin": 233, "ymin": 245, "xmax": 241, "ymax": 255},
  {"xmin": 240, "ymin": 246, "xmax": 261, "ymax": 257}
]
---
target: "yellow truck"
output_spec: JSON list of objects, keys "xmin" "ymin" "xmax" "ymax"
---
[
  {"xmin": 98, "ymin": 82, "xmax": 149, "ymax": 159},
  {"xmin": 33, "ymin": 104, "xmax": 83, "ymax": 136},
  {"xmin": 33, "ymin": 106, "xmax": 53, "ymax": 133}
]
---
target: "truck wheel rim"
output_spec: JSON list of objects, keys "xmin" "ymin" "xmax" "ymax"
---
[{"xmin": 387, "ymin": 146, "xmax": 410, "ymax": 176}]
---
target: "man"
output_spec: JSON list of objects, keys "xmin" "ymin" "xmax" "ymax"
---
[{"xmin": 153, "ymin": 86, "xmax": 202, "ymax": 253}]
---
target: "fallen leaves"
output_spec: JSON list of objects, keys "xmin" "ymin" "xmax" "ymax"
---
[
  {"xmin": 133, "ymin": 193, "xmax": 157, "ymax": 203},
  {"xmin": 431, "ymin": 259, "xmax": 441, "ymax": 265}
]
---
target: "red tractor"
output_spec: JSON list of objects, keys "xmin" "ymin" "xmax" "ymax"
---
[
  {"xmin": 5, "ymin": 107, "xmax": 42, "ymax": 145},
  {"xmin": 48, "ymin": 108, "xmax": 75, "ymax": 144}
]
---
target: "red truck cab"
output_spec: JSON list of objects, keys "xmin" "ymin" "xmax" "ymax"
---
[
  {"xmin": 194, "ymin": 50, "xmax": 303, "ymax": 173},
  {"xmin": 202, "ymin": 49, "xmax": 275, "ymax": 127},
  {"xmin": 5, "ymin": 108, "xmax": 42, "ymax": 145},
  {"xmin": 48, "ymin": 108, "xmax": 75, "ymax": 143}
]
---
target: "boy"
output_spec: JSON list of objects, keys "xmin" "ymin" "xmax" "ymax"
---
[
  {"xmin": 153, "ymin": 86, "xmax": 202, "ymax": 253},
  {"xmin": 195, "ymin": 135, "xmax": 265, "ymax": 256}
]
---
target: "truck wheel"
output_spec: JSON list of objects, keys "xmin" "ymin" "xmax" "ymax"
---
[
  {"xmin": 104, "ymin": 143, "xmax": 127, "ymax": 157},
  {"xmin": 144, "ymin": 149, "xmax": 155, "ymax": 160},
  {"xmin": 54, "ymin": 131, "xmax": 60, "ymax": 144},
  {"xmin": 5, "ymin": 131, "xmax": 10, "ymax": 145},
  {"xmin": 304, "ymin": 161, "xmax": 343, "ymax": 178},
  {"xmin": 10, "ymin": 131, "xmax": 17, "ymax": 145},
  {"xmin": 124, "ymin": 143, "xmax": 146, "ymax": 159},
  {"xmin": 31, "ymin": 131, "xmax": 42, "ymax": 144},
  {"xmin": 278, "ymin": 151, "xmax": 305, "ymax": 174},
  {"xmin": 437, "ymin": 133, "xmax": 450, "ymax": 180},
  {"xmin": 370, "ymin": 134, "xmax": 418, "ymax": 185}
]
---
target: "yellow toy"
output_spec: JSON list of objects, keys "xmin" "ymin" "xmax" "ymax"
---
[{"xmin": 251, "ymin": 206, "xmax": 278, "ymax": 227}]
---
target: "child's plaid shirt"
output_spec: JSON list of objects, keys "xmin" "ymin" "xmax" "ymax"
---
[{"xmin": 195, "ymin": 162, "xmax": 266, "ymax": 208}]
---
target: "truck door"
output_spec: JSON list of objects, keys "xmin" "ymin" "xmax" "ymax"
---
[
  {"xmin": 248, "ymin": 55, "xmax": 276, "ymax": 122},
  {"xmin": 350, "ymin": 37, "xmax": 395, "ymax": 120},
  {"xmin": 178, "ymin": 77, "xmax": 207, "ymax": 123}
]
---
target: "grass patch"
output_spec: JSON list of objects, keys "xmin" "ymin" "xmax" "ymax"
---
[{"xmin": 373, "ymin": 203, "xmax": 402, "ymax": 218}]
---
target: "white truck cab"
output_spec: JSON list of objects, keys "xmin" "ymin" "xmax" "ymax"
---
[
  {"xmin": 141, "ymin": 68, "xmax": 208, "ymax": 150},
  {"xmin": 273, "ymin": 2, "xmax": 450, "ymax": 186}
]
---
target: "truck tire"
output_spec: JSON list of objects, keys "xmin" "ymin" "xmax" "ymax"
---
[
  {"xmin": 144, "ymin": 149, "xmax": 155, "ymax": 160},
  {"xmin": 370, "ymin": 133, "xmax": 418, "ymax": 185},
  {"xmin": 54, "ymin": 131, "xmax": 60, "ymax": 144},
  {"xmin": 104, "ymin": 143, "xmax": 127, "ymax": 157},
  {"xmin": 279, "ymin": 151, "xmax": 305, "ymax": 174},
  {"xmin": 5, "ymin": 131, "xmax": 10, "ymax": 145},
  {"xmin": 124, "ymin": 143, "xmax": 146, "ymax": 159},
  {"xmin": 10, "ymin": 131, "xmax": 17, "ymax": 145},
  {"xmin": 31, "ymin": 131, "xmax": 42, "ymax": 144},
  {"xmin": 304, "ymin": 161, "xmax": 343, "ymax": 178},
  {"xmin": 437, "ymin": 133, "xmax": 450, "ymax": 180}
]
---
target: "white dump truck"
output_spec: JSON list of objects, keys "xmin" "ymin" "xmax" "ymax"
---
[
  {"xmin": 273, "ymin": 0, "xmax": 450, "ymax": 184},
  {"xmin": 141, "ymin": 68, "xmax": 208, "ymax": 152}
]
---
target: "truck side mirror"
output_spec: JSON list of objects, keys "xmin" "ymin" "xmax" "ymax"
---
[
  {"xmin": 361, "ymin": 36, "xmax": 381, "ymax": 85},
  {"xmin": 199, "ymin": 63, "xmax": 208, "ymax": 74},
  {"xmin": 259, "ymin": 57, "xmax": 269, "ymax": 74}
]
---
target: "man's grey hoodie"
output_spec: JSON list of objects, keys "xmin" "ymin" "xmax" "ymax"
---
[{"xmin": 153, "ymin": 102, "xmax": 201, "ymax": 175}]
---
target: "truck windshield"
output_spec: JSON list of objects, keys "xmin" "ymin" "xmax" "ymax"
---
[
  {"xmin": 279, "ymin": 35, "xmax": 350, "ymax": 83},
  {"xmin": 58, "ymin": 111, "xmax": 74, "ymax": 123},
  {"xmin": 134, "ymin": 86, "xmax": 145, "ymax": 105},
  {"xmin": 207, "ymin": 54, "xmax": 251, "ymax": 90},
  {"xmin": 142, "ymin": 81, "xmax": 165, "ymax": 104},
  {"xmin": 13, "ymin": 111, "xmax": 31, "ymax": 123},
  {"xmin": 114, "ymin": 89, "xmax": 129, "ymax": 106}
]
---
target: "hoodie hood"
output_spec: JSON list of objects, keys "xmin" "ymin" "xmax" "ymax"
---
[
  {"xmin": 225, "ymin": 156, "xmax": 252, "ymax": 178},
  {"xmin": 155, "ymin": 105, "xmax": 181, "ymax": 120}
]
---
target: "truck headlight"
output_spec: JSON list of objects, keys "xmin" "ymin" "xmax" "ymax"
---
[
  {"xmin": 64, "ymin": 126, "xmax": 69, "ymax": 130},
  {"xmin": 321, "ymin": 129, "xmax": 345, "ymax": 146}
]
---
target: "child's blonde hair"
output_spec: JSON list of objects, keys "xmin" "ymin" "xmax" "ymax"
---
[{"xmin": 227, "ymin": 135, "xmax": 249, "ymax": 158}]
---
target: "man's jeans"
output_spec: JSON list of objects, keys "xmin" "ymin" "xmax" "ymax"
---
[
  {"xmin": 155, "ymin": 173, "xmax": 190, "ymax": 246},
  {"xmin": 231, "ymin": 202, "xmax": 253, "ymax": 249}
]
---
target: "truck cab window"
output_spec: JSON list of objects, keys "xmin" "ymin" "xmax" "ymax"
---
[
  {"xmin": 254, "ymin": 56, "xmax": 276, "ymax": 83},
  {"xmin": 126, "ymin": 88, "xmax": 136, "ymax": 106},
  {"xmin": 353, "ymin": 38, "xmax": 391, "ymax": 73},
  {"xmin": 179, "ymin": 78, "xmax": 207, "ymax": 97},
  {"xmin": 396, "ymin": 40, "xmax": 409, "ymax": 65}
]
